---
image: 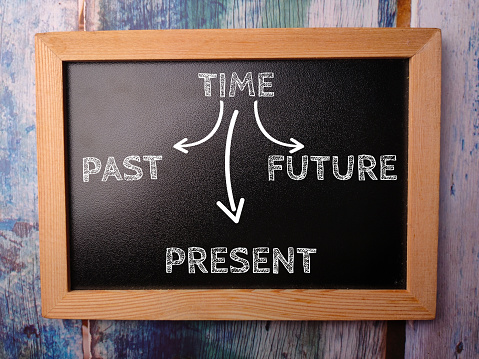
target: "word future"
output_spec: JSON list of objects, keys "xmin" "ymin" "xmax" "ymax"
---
[{"xmin": 268, "ymin": 155, "xmax": 398, "ymax": 181}]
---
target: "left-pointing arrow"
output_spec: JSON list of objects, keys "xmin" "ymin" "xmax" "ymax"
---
[
  {"xmin": 216, "ymin": 110, "xmax": 245, "ymax": 224},
  {"xmin": 173, "ymin": 100, "xmax": 224, "ymax": 153}
]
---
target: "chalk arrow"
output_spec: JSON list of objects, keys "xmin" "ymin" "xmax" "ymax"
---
[
  {"xmin": 173, "ymin": 100, "xmax": 224, "ymax": 153},
  {"xmin": 216, "ymin": 110, "xmax": 245, "ymax": 224},
  {"xmin": 254, "ymin": 100, "xmax": 304, "ymax": 154},
  {"xmin": 217, "ymin": 198, "xmax": 245, "ymax": 224}
]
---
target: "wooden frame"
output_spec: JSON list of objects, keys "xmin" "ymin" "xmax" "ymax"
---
[{"xmin": 36, "ymin": 28, "xmax": 441, "ymax": 320}]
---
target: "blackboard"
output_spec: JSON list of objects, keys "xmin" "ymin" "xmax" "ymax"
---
[
  {"xmin": 65, "ymin": 60, "xmax": 408, "ymax": 290},
  {"xmin": 36, "ymin": 28, "xmax": 440, "ymax": 320}
]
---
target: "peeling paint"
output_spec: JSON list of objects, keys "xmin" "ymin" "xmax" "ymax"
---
[
  {"xmin": 378, "ymin": 0, "xmax": 397, "ymax": 27},
  {"xmin": 23, "ymin": 325, "xmax": 40, "ymax": 339},
  {"xmin": 0, "ymin": 241, "xmax": 26, "ymax": 273},
  {"xmin": 0, "ymin": 219, "xmax": 16, "ymax": 231},
  {"xmin": 25, "ymin": 125, "xmax": 35, "ymax": 134},
  {"xmin": 12, "ymin": 222, "xmax": 34, "ymax": 238},
  {"xmin": 0, "ymin": 0, "xmax": 83, "ymax": 357}
]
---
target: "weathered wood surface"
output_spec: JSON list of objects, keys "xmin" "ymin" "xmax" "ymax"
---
[
  {"xmin": 86, "ymin": 0, "xmax": 397, "ymax": 31},
  {"xmin": 87, "ymin": 320, "xmax": 387, "ymax": 359},
  {"xmin": 406, "ymin": 1, "xmax": 479, "ymax": 358},
  {"xmin": 0, "ymin": 0, "xmax": 84, "ymax": 358},
  {"xmin": 14, "ymin": 0, "xmax": 479, "ymax": 358},
  {"xmin": 82, "ymin": 0, "xmax": 396, "ymax": 358}
]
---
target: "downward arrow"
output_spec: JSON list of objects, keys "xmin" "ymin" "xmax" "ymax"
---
[
  {"xmin": 216, "ymin": 110, "xmax": 245, "ymax": 224},
  {"xmin": 217, "ymin": 198, "xmax": 245, "ymax": 224}
]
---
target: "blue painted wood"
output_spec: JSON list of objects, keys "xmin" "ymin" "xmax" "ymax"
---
[
  {"xmin": 87, "ymin": 0, "xmax": 272, "ymax": 30},
  {"xmin": 89, "ymin": 320, "xmax": 387, "ymax": 358},
  {"xmin": 91, "ymin": 321, "xmax": 320, "ymax": 358},
  {"xmin": 406, "ymin": 1, "xmax": 479, "ymax": 358},
  {"xmin": 86, "ymin": 0, "xmax": 399, "ymax": 31},
  {"xmin": 0, "ymin": 0, "xmax": 83, "ymax": 358},
  {"xmin": 378, "ymin": 0, "xmax": 397, "ymax": 27}
]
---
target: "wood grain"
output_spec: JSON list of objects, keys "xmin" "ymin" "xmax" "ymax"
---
[
  {"xmin": 85, "ymin": 0, "xmax": 398, "ymax": 31},
  {"xmin": 89, "ymin": 320, "xmax": 387, "ymax": 358},
  {"xmin": 37, "ymin": 27, "xmax": 436, "ymax": 61},
  {"xmin": 43, "ymin": 289, "xmax": 433, "ymax": 320},
  {"xmin": 407, "ymin": 29, "xmax": 441, "ymax": 316},
  {"xmin": 397, "ymin": 0, "xmax": 411, "ymax": 27},
  {"xmin": 35, "ymin": 34, "xmax": 70, "ymax": 319},
  {"xmin": 0, "ymin": 0, "xmax": 83, "ymax": 358},
  {"xmin": 406, "ymin": 1, "xmax": 479, "ymax": 358}
]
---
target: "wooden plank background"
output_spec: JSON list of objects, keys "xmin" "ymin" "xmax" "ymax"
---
[
  {"xmin": 406, "ymin": 0, "xmax": 479, "ymax": 358},
  {"xmin": 0, "ymin": 1, "xmax": 83, "ymax": 358},
  {"xmin": 0, "ymin": 0, "xmax": 477, "ymax": 358}
]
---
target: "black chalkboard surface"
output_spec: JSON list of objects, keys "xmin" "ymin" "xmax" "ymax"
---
[{"xmin": 65, "ymin": 59, "xmax": 408, "ymax": 290}]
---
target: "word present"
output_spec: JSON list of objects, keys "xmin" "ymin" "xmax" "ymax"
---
[{"xmin": 166, "ymin": 247, "xmax": 317, "ymax": 274}]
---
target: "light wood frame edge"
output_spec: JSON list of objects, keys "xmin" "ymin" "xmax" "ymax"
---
[{"xmin": 35, "ymin": 28, "xmax": 441, "ymax": 320}]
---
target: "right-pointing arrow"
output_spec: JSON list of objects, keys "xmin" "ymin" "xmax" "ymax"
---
[{"xmin": 253, "ymin": 100, "xmax": 304, "ymax": 154}]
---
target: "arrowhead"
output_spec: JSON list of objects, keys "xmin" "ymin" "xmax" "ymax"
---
[
  {"xmin": 216, "ymin": 198, "xmax": 245, "ymax": 224},
  {"xmin": 289, "ymin": 138, "xmax": 304, "ymax": 154},
  {"xmin": 173, "ymin": 138, "xmax": 189, "ymax": 153}
]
